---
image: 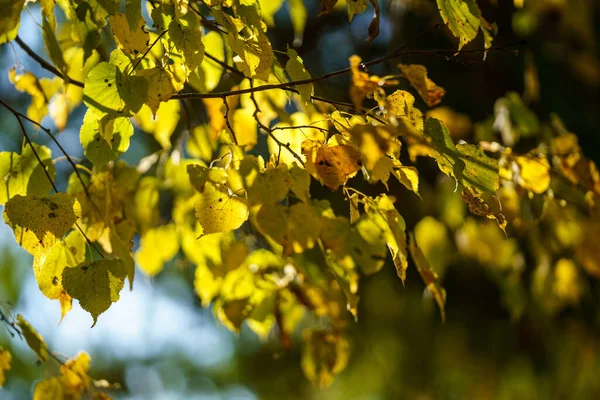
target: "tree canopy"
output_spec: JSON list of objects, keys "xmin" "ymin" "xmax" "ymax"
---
[{"xmin": 1, "ymin": 0, "xmax": 599, "ymax": 398}]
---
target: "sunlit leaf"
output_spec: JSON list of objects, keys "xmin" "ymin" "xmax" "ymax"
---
[
  {"xmin": 437, "ymin": 0, "xmax": 481, "ymax": 50},
  {"xmin": 408, "ymin": 233, "xmax": 446, "ymax": 322},
  {"xmin": 286, "ymin": 48, "xmax": 313, "ymax": 106},
  {"xmin": 0, "ymin": 347, "xmax": 10, "ymax": 388},
  {"xmin": 61, "ymin": 352, "xmax": 91, "ymax": 398},
  {"xmin": 80, "ymin": 110, "xmax": 134, "ymax": 169},
  {"xmin": 195, "ymin": 182, "xmax": 249, "ymax": 235},
  {"xmin": 135, "ymin": 224, "xmax": 180, "ymax": 276},
  {"xmin": 398, "ymin": 64, "xmax": 446, "ymax": 107},
  {"xmin": 109, "ymin": 12, "xmax": 149, "ymax": 56},
  {"xmin": 0, "ymin": 143, "xmax": 56, "ymax": 205},
  {"xmin": 33, "ymin": 378, "xmax": 64, "ymax": 400},
  {"xmin": 303, "ymin": 142, "xmax": 362, "ymax": 190}
]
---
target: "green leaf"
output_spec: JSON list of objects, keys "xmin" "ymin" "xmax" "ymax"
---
[
  {"xmin": 436, "ymin": 0, "xmax": 481, "ymax": 50},
  {"xmin": 0, "ymin": 0, "xmax": 24, "ymax": 44},
  {"xmin": 80, "ymin": 110, "xmax": 134, "ymax": 169},
  {"xmin": 286, "ymin": 48, "xmax": 313, "ymax": 106},
  {"xmin": 83, "ymin": 61, "xmax": 145, "ymax": 117},
  {"xmin": 62, "ymin": 259, "xmax": 127, "ymax": 326},
  {"xmin": 3, "ymin": 194, "xmax": 80, "ymax": 259},
  {"xmin": 0, "ymin": 144, "xmax": 56, "ymax": 205},
  {"xmin": 411, "ymin": 118, "xmax": 499, "ymax": 194},
  {"xmin": 16, "ymin": 315, "xmax": 49, "ymax": 362},
  {"xmin": 42, "ymin": 17, "xmax": 68, "ymax": 75},
  {"xmin": 109, "ymin": 221, "xmax": 136, "ymax": 288}
]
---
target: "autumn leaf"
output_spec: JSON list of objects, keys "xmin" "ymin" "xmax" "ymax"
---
[
  {"xmin": 398, "ymin": 64, "xmax": 446, "ymax": 107},
  {"xmin": 301, "ymin": 330, "xmax": 349, "ymax": 389},
  {"xmin": 17, "ymin": 315, "xmax": 49, "ymax": 361},
  {"xmin": 195, "ymin": 182, "xmax": 249, "ymax": 235},
  {"xmin": 63, "ymin": 259, "xmax": 127, "ymax": 326},
  {"xmin": 0, "ymin": 347, "xmax": 10, "ymax": 388}
]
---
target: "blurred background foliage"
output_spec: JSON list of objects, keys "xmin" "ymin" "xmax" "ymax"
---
[{"xmin": 1, "ymin": 0, "xmax": 600, "ymax": 398}]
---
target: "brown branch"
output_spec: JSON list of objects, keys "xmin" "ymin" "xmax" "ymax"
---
[
  {"xmin": 248, "ymin": 81, "xmax": 305, "ymax": 166},
  {"xmin": 222, "ymin": 97, "xmax": 239, "ymax": 145},
  {"xmin": 172, "ymin": 42, "xmax": 523, "ymax": 101},
  {"xmin": 128, "ymin": 30, "xmax": 168, "ymax": 75},
  {"xmin": 14, "ymin": 36, "xmax": 84, "ymax": 88}
]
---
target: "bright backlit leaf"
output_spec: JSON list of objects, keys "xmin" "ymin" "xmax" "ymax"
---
[
  {"xmin": 0, "ymin": 143, "xmax": 56, "ymax": 205},
  {"xmin": 0, "ymin": 347, "xmax": 10, "ymax": 387},
  {"xmin": 398, "ymin": 64, "xmax": 446, "ymax": 107},
  {"xmin": 195, "ymin": 182, "xmax": 249, "ymax": 235},
  {"xmin": 80, "ymin": 110, "xmax": 134, "ymax": 169},
  {"xmin": 408, "ymin": 233, "xmax": 447, "ymax": 322},
  {"xmin": 0, "ymin": 0, "xmax": 24, "ymax": 44},
  {"xmin": 109, "ymin": 12, "xmax": 149, "ymax": 56},
  {"xmin": 286, "ymin": 48, "xmax": 313, "ymax": 106},
  {"xmin": 135, "ymin": 224, "xmax": 180, "ymax": 276},
  {"xmin": 437, "ymin": 0, "xmax": 481, "ymax": 50}
]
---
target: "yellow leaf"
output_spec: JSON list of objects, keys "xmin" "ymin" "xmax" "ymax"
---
[
  {"xmin": 461, "ymin": 187, "xmax": 507, "ymax": 232},
  {"xmin": 9, "ymin": 68, "xmax": 60, "ymax": 123},
  {"xmin": 516, "ymin": 155, "xmax": 550, "ymax": 194},
  {"xmin": 387, "ymin": 90, "xmax": 424, "ymax": 131},
  {"xmin": 109, "ymin": 220, "xmax": 136, "ymax": 288},
  {"xmin": 398, "ymin": 64, "xmax": 446, "ymax": 107},
  {"xmin": 0, "ymin": 143, "xmax": 56, "ymax": 205},
  {"xmin": 135, "ymin": 224, "xmax": 180, "ymax": 276},
  {"xmin": 349, "ymin": 55, "xmax": 394, "ymax": 109},
  {"xmin": 136, "ymin": 67, "xmax": 176, "ymax": 115},
  {"xmin": 3, "ymin": 194, "xmax": 80, "ymax": 259},
  {"xmin": 239, "ymin": 158, "xmax": 291, "ymax": 205},
  {"xmin": 62, "ymin": 259, "xmax": 127, "ymax": 326},
  {"xmin": 365, "ymin": 195, "xmax": 408, "ymax": 283},
  {"xmin": 61, "ymin": 352, "xmax": 91, "ymax": 398},
  {"xmin": 408, "ymin": 233, "xmax": 446, "ymax": 322},
  {"xmin": 17, "ymin": 315, "xmax": 49, "ymax": 362},
  {"xmin": 0, "ymin": 347, "xmax": 11, "ymax": 387},
  {"xmin": 49, "ymin": 93, "xmax": 69, "ymax": 131},
  {"xmin": 168, "ymin": 12, "xmax": 204, "ymax": 73},
  {"xmin": 553, "ymin": 259, "xmax": 581, "ymax": 305},
  {"xmin": 231, "ymin": 108, "xmax": 258, "ymax": 150},
  {"xmin": 135, "ymin": 101, "xmax": 180, "ymax": 150},
  {"xmin": 289, "ymin": 164, "xmax": 311, "ymax": 202},
  {"xmin": 256, "ymin": 202, "xmax": 322, "ymax": 255},
  {"xmin": 301, "ymin": 330, "xmax": 350, "ymax": 389},
  {"xmin": 109, "ymin": 12, "xmax": 149, "ymax": 56},
  {"xmin": 286, "ymin": 48, "xmax": 313, "ymax": 106},
  {"xmin": 302, "ymin": 142, "xmax": 362, "ymax": 190},
  {"xmin": 195, "ymin": 182, "xmax": 249, "ymax": 235},
  {"xmin": 34, "ymin": 230, "xmax": 86, "ymax": 314},
  {"xmin": 33, "ymin": 378, "xmax": 64, "ymax": 400}
]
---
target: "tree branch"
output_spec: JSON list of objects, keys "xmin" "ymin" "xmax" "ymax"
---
[{"xmin": 14, "ymin": 36, "xmax": 85, "ymax": 88}]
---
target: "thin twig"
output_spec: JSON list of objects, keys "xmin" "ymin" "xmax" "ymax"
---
[
  {"xmin": 14, "ymin": 36, "xmax": 84, "ymax": 88},
  {"xmin": 1, "ymin": 99, "xmax": 104, "ymax": 258},
  {"xmin": 248, "ymin": 81, "xmax": 305, "ymax": 166},
  {"xmin": 222, "ymin": 97, "xmax": 239, "ymax": 145},
  {"xmin": 128, "ymin": 30, "xmax": 168, "ymax": 75}
]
